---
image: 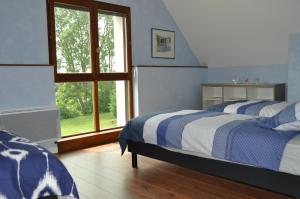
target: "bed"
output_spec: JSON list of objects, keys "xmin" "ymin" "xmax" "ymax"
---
[
  {"xmin": 119, "ymin": 101, "xmax": 300, "ymax": 199},
  {"xmin": 0, "ymin": 130, "xmax": 79, "ymax": 199}
]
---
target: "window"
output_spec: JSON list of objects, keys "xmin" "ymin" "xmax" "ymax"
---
[
  {"xmin": 98, "ymin": 81, "xmax": 127, "ymax": 130},
  {"xmin": 55, "ymin": 82, "xmax": 95, "ymax": 136},
  {"xmin": 55, "ymin": 5, "xmax": 91, "ymax": 74},
  {"xmin": 48, "ymin": 0, "xmax": 133, "ymax": 137},
  {"xmin": 98, "ymin": 12, "xmax": 127, "ymax": 73}
]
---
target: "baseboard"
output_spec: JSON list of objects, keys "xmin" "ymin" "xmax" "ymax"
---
[{"xmin": 36, "ymin": 138, "xmax": 58, "ymax": 153}]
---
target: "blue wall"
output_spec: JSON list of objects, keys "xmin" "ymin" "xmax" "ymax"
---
[
  {"xmin": 0, "ymin": 0, "xmax": 199, "ymax": 66},
  {"xmin": 0, "ymin": 66, "xmax": 55, "ymax": 111},
  {"xmin": 208, "ymin": 64, "xmax": 287, "ymax": 84},
  {"xmin": 0, "ymin": 0, "xmax": 200, "ymax": 112},
  {"xmin": 207, "ymin": 65, "xmax": 288, "ymax": 101},
  {"xmin": 99, "ymin": 0, "xmax": 202, "ymax": 115},
  {"xmin": 0, "ymin": 0, "xmax": 55, "ymax": 112},
  {"xmin": 208, "ymin": 33, "xmax": 300, "ymax": 102},
  {"xmin": 288, "ymin": 33, "xmax": 300, "ymax": 102},
  {"xmin": 137, "ymin": 67, "xmax": 207, "ymax": 115},
  {"xmin": 0, "ymin": 0, "xmax": 49, "ymax": 64},
  {"xmin": 100, "ymin": 0, "xmax": 199, "ymax": 66}
]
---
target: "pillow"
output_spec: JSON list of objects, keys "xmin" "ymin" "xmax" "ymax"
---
[
  {"xmin": 259, "ymin": 101, "xmax": 291, "ymax": 117},
  {"xmin": 259, "ymin": 102, "xmax": 300, "ymax": 131},
  {"xmin": 223, "ymin": 100, "xmax": 264, "ymax": 115},
  {"xmin": 206, "ymin": 100, "xmax": 290, "ymax": 117},
  {"xmin": 205, "ymin": 100, "xmax": 246, "ymax": 112}
]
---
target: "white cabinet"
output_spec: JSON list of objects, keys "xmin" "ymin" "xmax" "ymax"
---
[{"xmin": 202, "ymin": 83, "xmax": 285, "ymax": 109}]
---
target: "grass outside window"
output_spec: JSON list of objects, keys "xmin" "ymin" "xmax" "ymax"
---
[{"xmin": 60, "ymin": 112, "xmax": 117, "ymax": 137}]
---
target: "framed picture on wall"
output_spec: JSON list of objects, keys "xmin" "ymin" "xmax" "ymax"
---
[{"xmin": 151, "ymin": 28, "xmax": 175, "ymax": 59}]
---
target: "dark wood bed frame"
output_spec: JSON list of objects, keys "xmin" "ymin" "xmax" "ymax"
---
[{"xmin": 128, "ymin": 141, "xmax": 300, "ymax": 199}]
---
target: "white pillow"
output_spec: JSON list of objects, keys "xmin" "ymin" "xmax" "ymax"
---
[{"xmin": 259, "ymin": 102, "xmax": 300, "ymax": 131}]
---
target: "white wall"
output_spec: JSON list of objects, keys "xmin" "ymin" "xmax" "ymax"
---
[{"xmin": 163, "ymin": 0, "xmax": 300, "ymax": 67}]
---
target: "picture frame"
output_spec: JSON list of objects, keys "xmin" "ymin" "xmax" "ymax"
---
[{"xmin": 151, "ymin": 28, "xmax": 175, "ymax": 59}]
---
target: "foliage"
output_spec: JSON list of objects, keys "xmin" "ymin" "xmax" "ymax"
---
[
  {"xmin": 98, "ymin": 14, "xmax": 115, "ymax": 72},
  {"xmin": 109, "ymin": 84, "xmax": 117, "ymax": 117},
  {"xmin": 98, "ymin": 81, "xmax": 115, "ymax": 113},
  {"xmin": 54, "ymin": 7, "xmax": 117, "ymax": 119},
  {"xmin": 55, "ymin": 82, "xmax": 93, "ymax": 119}
]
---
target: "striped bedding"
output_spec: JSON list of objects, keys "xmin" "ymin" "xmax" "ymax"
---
[
  {"xmin": 119, "ymin": 110, "xmax": 300, "ymax": 176},
  {"xmin": 206, "ymin": 100, "xmax": 290, "ymax": 117}
]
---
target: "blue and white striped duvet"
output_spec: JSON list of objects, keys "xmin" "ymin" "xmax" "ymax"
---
[{"xmin": 119, "ymin": 110, "xmax": 300, "ymax": 175}]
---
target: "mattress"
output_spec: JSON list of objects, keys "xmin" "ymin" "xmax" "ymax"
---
[
  {"xmin": 120, "ymin": 109, "xmax": 300, "ymax": 176},
  {"xmin": 280, "ymin": 134, "xmax": 300, "ymax": 176},
  {"xmin": 163, "ymin": 133, "xmax": 300, "ymax": 176}
]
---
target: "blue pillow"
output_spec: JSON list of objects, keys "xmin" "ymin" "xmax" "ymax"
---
[{"xmin": 259, "ymin": 102, "xmax": 300, "ymax": 131}]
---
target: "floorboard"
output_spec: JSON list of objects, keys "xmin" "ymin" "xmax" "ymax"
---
[{"xmin": 58, "ymin": 143, "xmax": 292, "ymax": 199}]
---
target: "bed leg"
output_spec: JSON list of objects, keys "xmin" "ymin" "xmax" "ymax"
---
[{"xmin": 132, "ymin": 152, "xmax": 138, "ymax": 168}]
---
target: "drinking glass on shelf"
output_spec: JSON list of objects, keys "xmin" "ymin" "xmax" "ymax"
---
[
  {"xmin": 255, "ymin": 77, "xmax": 260, "ymax": 84},
  {"xmin": 232, "ymin": 76, "xmax": 239, "ymax": 84}
]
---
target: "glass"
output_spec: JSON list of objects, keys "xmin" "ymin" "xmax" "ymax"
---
[
  {"xmin": 98, "ymin": 12, "xmax": 126, "ymax": 73},
  {"xmin": 54, "ymin": 5, "xmax": 91, "ymax": 73},
  {"xmin": 56, "ymin": 82, "xmax": 94, "ymax": 136},
  {"xmin": 232, "ymin": 76, "xmax": 239, "ymax": 84},
  {"xmin": 255, "ymin": 77, "xmax": 260, "ymax": 84},
  {"xmin": 98, "ymin": 81, "xmax": 127, "ymax": 130}
]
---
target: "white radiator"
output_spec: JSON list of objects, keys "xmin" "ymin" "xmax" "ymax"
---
[{"xmin": 0, "ymin": 106, "xmax": 60, "ymax": 153}]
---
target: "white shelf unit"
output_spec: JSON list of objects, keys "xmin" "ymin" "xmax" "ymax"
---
[
  {"xmin": 202, "ymin": 83, "xmax": 285, "ymax": 109},
  {"xmin": 223, "ymin": 87, "xmax": 247, "ymax": 102},
  {"xmin": 202, "ymin": 86, "xmax": 223, "ymax": 108}
]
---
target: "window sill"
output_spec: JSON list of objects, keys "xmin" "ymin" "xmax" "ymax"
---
[{"xmin": 57, "ymin": 128, "xmax": 122, "ymax": 153}]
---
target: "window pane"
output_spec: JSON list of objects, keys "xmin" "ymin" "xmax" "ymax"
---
[
  {"xmin": 55, "ymin": 5, "xmax": 91, "ymax": 73},
  {"xmin": 98, "ymin": 81, "xmax": 127, "ymax": 130},
  {"xmin": 98, "ymin": 12, "xmax": 126, "ymax": 73},
  {"xmin": 56, "ymin": 82, "xmax": 94, "ymax": 136}
]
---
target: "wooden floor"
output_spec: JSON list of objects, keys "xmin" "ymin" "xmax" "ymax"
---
[{"xmin": 58, "ymin": 143, "xmax": 292, "ymax": 199}]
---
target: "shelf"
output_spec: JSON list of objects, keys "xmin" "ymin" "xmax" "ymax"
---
[
  {"xmin": 224, "ymin": 98, "xmax": 247, "ymax": 102},
  {"xmin": 247, "ymin": 98, "xmax": 273, "ymax": 101},
  {"xmin": 202, "ymin": 83, "xmax": 284, "ymax": 88},
  {"xmin": 203, "ymin": 97, "xmax": 223, "ymax": 101},
  {"xmin": 202, "ymin": 83, "xmax": 285, "ymax": 109}
]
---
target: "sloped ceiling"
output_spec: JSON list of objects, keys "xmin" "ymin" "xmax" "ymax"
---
[{"xmin": 163, "ymin": 0, "xmax": 300, "ymax": 67}]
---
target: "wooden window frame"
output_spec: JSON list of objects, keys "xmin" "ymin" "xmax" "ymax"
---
[{"xmin": 47, "ymin": 0, "xmax": 133, "ymax": 147}]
